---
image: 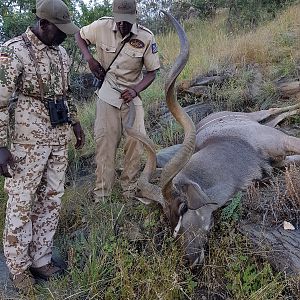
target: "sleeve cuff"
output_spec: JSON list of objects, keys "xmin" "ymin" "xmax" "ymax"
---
[{"xmin": 70, "ymin": 117, "xmax": 80, "ymax": 126}]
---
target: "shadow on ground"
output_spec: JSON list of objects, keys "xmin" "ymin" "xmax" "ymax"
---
[{"xmin": 0, "ymin": 252, "xmax": 19, "ymax": 299}]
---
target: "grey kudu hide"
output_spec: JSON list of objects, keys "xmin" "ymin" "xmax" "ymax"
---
[{"xmin": 126, "ymin": 12, "xmax": 300, "ymax": 268}]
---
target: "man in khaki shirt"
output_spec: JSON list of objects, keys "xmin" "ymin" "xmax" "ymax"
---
[{"xmin": 76, "ymin": 0, "xmax": 160, "ymax": 200}]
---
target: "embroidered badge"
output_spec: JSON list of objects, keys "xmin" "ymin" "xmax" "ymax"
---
[
  {"xmin": 0, "ymin": 53, "xmax": 10, "ymax": 61},
  {"xmin": 151, "ymin": 43, "xmax": 158, "ymax": 54},
  {"xmin": 130, "ymin": 39, "xmax": 145, "ymax": 49}
]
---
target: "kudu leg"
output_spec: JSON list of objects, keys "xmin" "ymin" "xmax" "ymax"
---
[
  {"xmin": 248, "ymin": 103, "xmax": 300, "ymax": 126},
  {"xmin": 284, "ymin": 135, "xmax": 300, "ymax": 154},
  {"xmin": 263, "ymin": 109, "xmax": 300, "ymax": 127}
]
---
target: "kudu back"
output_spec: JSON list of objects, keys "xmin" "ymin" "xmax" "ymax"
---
[{"xmin": 126, "ymin": 12, "xmax": 300, "ymax": 268}]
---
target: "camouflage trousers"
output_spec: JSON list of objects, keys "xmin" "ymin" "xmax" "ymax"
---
[
  {"xmin": 3, "ymin": 143, "xmax": 68, "ymax": 276},
  {"xmin": 94, "ymin": 100, "xmax": 146, "ymax": 199}
]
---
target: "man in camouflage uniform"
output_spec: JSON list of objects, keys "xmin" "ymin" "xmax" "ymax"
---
[
  {"xmin": 0, "ymin": 0, "xmax": 85, "ymax": 294},
  {"xmin": 75, "ymin": 0, "xmax": 160, "ymax": 201}
]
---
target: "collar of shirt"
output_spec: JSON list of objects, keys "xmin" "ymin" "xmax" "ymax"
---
[
  {"xmin": 112, "ymin": 22, "xmax": 138, "ymax": 41},
  {"xmin": 25, "ymin": 27, "xmax": 59, "ymax": 52}
]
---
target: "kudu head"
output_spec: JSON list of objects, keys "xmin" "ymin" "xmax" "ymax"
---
[{"xmin": 125, "ymin": 11, "xmax": 207, "ymax": 267}]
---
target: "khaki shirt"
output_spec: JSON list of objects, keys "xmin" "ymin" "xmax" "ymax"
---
[
  {"xmin": 80, "ymin": 17, "xmax": 160, "ymax": 108},
  {"xmin": 0, "ymin": 28, "xmax": 79, "ymax": 146}
]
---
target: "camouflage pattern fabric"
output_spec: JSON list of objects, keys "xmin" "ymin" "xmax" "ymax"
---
[
  {"xmin": 0, "ymin": 27, "xmax": 77, "ymax": 276},
  {"xmin": 0, "ymin": 27, "xmax": 79, "ymax": 147},
  {"xmin": 3, "ymin": 144, "xmax": 67, "ymax": 275}
]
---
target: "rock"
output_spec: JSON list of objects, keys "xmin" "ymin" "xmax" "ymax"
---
[
  {"xmin": 192, "ymin": 75, "xmax": 225, "ymax": 86},
  {"xmin": 177, "ymin": 79, "xmax": 192, "ymax": 92},
  {"xmin": 240, "ymin": 224, "xmax": 300, "ymax": 275},
  {"xmin": 247, "ymin": 66, "xmax": 263, "ymax": 99},
  {"xmin": 186, "ymin": 86, "xmax": 209, "ymax": 97},
  {"xmin": 276, "ymin": 80, "xmax": 300, "ymax": 98},
  {"xmin": 161, "ymin": 103, "xmax": 213, "ymax": 125}
]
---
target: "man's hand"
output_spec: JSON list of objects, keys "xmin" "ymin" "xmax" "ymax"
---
[
  {"xmin": 72, "ymin": 123, "xmax": 85, "ymax": 149},
  {"xmin": 87, "ymin": 57, "xmax": 106, "ymax": 80},
  {"xmin": 0, "ymin": 147, "xmax": 14, "ymax": 178},
  {"xmin": 120, "ymin": 88, "xmax": 137, "ymax": 104}
]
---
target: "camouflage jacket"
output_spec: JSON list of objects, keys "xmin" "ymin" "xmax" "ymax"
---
[{"xmin": 0, "ymin": 27, "xmax": 79, "ymax": 147}]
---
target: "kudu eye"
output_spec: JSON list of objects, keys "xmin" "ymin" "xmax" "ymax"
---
[{"xmin": 178, "ymin": 202, "xmax": 188, "ymax": 216}]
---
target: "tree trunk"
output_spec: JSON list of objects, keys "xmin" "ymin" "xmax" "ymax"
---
[{"xmin": 240, "ymin": 223, "xmax": 300, "ymax": 275}]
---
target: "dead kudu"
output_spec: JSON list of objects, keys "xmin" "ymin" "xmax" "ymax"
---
[{"xmin": 126, "ymin": 12, "xmax": 300, "ymax": 268}]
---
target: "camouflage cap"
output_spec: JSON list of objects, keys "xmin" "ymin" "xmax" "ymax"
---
[
  {"xmin": 112, "ymin": 0, "xmax": 137, "ymax": 24},
  {"xmin": 36, "ymin": 0, "xmax": 79, "ymax": 35}
]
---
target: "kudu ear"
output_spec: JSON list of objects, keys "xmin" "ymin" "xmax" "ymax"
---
[{"xmin": 186, "ymin": 181, "xmax": 212, "ymax": 210}]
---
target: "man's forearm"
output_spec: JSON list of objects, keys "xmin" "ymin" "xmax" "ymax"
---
[
  {"xmin": 133, "ymin": 69, "xmax": 158, "ymax": 94},
  {"xmin": 75, "ymin": 32, "xmax": 93, "ymax": 62}
]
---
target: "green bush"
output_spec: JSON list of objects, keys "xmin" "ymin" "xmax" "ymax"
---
[{"xmin": 226, "ymin": 0, "xmax": 297, "ymax": 31}]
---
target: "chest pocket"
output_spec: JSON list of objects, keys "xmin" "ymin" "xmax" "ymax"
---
[
  {"xmin": 99, "ymin": 43, "xmax": 116, "ymax": 69},
  {"xmin": 122, "ymin": 46, "xmax": 144, "ymax": 70},
  {"xmin": 22, "ymin": 58, "xmax": 50, "ymax": 95}
]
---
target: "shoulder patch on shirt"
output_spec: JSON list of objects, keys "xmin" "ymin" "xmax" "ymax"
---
[
  {"xmin": 130, "ymin": 39, "xmax": 145, "ymax": 49},
  {"xmin": 138, "ymin": 25, "xmax": 154, "ymax": 35},
  {"xmin": 151, "ymin": 43, "xmax": 158, "ymax": 54}
]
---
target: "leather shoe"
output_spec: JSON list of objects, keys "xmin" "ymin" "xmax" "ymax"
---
[{"xmin": 30, "ymin": 263, "xmax": 63, "ymax": 280}]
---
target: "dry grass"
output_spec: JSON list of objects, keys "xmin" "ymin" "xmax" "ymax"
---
[
  {"xmin": 157, "ymin": 5, "xmax": 300, "ymax": 80},
  {"xmin": 29, "ymin": 183, "xmax": 197, "ymax": 300},
  {"xmin": 61, "ymin": 6, "xmax": 300, "ymax": 299},
  {"xmin": 243, "ymin": 165, "xmax": 300, "ymax": 227},
  {"xmin": 285, "ymin": 164, "xmax": 300, "ymax": 205},
  {"xmin": 2, "ymin": 4, "xmax": 300, "ymax": 299}
]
